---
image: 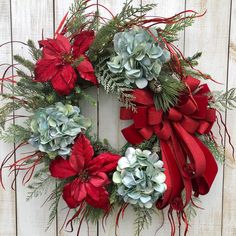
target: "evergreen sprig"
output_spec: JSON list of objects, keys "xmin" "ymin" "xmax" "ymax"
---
[
  {"xmin": 154, "ymin": 74, "xmax": 186, "ymax": 112},
  {"xmin": 181, "ymin": 52, "xmax": 202, "ymax": 67},
  {"xmin": 27, "ymin": 168, "xmax": 53, "ymax": 201},
  {"xmin": 14, "ymin": 55, "xmax": 35, "ymax": 72},
  {"xmin": 88, "ymin": 1, "xmax": 156, "ymax": 62},
  {"xmin": 84, "ymin": 205, "xmax": 103, "ymax": 224},
  {"xmin": 210, "ymin": 88, "xmax": 236, "ymax": 111},
  {"xmin": 120, "ymin": 136, "xmax": 158, "ymax": 156},
  {"xmin": 133, "ymin": 207, "xmax": 156, "ymax": 236},
  {"xmin": 0, "ymin": 124, "xmax": 31, "ymax": 143},
  {"xmin": 67, "ymin": 0, "xmax": 95, "ymax": 34},
  {"xmin": 95, "ymin": 58, "xmax": 135, "ymax": 110},
  {"xmin": 27, "ymin": 39, "xmax": 42, "ymax": 61},
  {"xmin": 0, "ymin": 102, "xmax": 21, "ymax": 128},
  {"xmin": 161, "ymin": 14, "xmax": 196, "ymax": 42},
  {"xmin": 200, "ymin": 135, "xmax": 225, "ymax": 163},
  {"xmin": 185, "ymin": 197, "xmax": 201, "ymax": 221},
  {"xmin": 116, "ymin": 1, "xmax": 156, "ymax": 27},
  {"xmin": 46, "ymin": 180, "xmax": 66, "ymax": 230}
]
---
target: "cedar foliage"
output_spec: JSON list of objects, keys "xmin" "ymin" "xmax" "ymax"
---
[{"xmin": 95, "ymin": 58, "xmax": 135, "ymax": 110}]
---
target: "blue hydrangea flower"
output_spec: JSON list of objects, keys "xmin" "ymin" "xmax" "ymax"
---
[
  {"xmin": 107, "ymin": 27, "xmax": 170, "ymax": 89},
  {"xmin": 113, "ymin": 147, "xmax": 167, "ymax": 208},
  {"xmin": 28, "ymin": 102, "xmax": 91, "ymax": 158}
]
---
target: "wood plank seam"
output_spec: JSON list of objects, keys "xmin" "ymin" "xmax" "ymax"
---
[
  {"xmin": 9, "ymin": 0, "xmax": 18, "ymax": 235},
  {"xmin": 221, "ymin": 0, "xmax": 233, "ymax": 235}
]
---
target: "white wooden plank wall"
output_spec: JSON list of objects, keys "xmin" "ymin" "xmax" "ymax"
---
[{"xmin": 0, "ymin": 0, "xmax": 235, "ymax": 235}]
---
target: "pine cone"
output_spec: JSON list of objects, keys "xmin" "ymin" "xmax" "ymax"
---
[{"xmin": 148, "ymin": 80, "xmax": 162, "ymax": 94}]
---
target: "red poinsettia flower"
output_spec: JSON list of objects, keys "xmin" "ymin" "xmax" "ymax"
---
[
  {"xmin": 35, "ymin": 31, "xmax": 98, "ymax": 95},
  {"xmin": 49, "ymin": 134, "xmax": 120, "ymax": 211}
]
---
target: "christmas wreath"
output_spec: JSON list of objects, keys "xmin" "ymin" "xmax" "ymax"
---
[{"xmin": 0, "ymin": 0, "xmax": 235, "ymax": 235}]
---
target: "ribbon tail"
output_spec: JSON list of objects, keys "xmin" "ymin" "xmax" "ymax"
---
[
  {"xmin": 192, "ymin": 137, "xmax": 218, "ymax": 195},
  {"xmin": 157, "ymin": 140, "xmax": 183, "ymax": 209},
  {"xmin": 173, "ymin": 122, "xmax": 206, "ymax": 177}
]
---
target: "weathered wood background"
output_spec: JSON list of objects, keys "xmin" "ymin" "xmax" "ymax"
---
[{"xmin": 0, "ymin": 0, "xmax": 236, "ymax": 235}]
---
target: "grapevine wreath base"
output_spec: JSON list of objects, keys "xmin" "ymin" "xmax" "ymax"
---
[{"xmin": 0, "ymin": 1, "xmax": 235, "ymax": 236}]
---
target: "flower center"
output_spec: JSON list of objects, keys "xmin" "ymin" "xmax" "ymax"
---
[
  {"xmin": 62, "ymin": 53, "xmax": 74, "ymax": 64},
  {"xmin": 78, "ymin": 170, "xmax": 89, "ymax": 182}
]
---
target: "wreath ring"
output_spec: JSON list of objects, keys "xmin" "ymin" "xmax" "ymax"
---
[{"xmin": 0, "ymin": 1, "xmax": 235, "ymax": 236}]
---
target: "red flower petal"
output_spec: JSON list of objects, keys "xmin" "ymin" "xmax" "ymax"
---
[
  {"xmin": 77, "ymin": 59, "xmax": 98, "ymax": 85},
  {"xmin": 89, "ymin": 172, "xmax": 109, "ymax": 187},
  {"xmin": 51, "ymin": 65, "xmax": 77, "ymax": 95},
  {"xmin": 35, "ymin": 58, "xmax": 60, "ymax": 82},
  {"xmin": 69, "ymin": 134, "xmax": 94, "ymax": 172},
  {"xmin": 85, "ymin": 182, "xmax": 100, "ymax": 202},
  {"xmin": 86, "ymin": 187, "xmax": 110, "ymax": 211},
  {"xmin": 49, "ymin": 157, "xmax": 77, "ymax": 179},
  {"xmin": 72, "ymin": 179, "xmax": 87, "ymax": 202},
  {"xmin": 56, "ymin": 34, "xmax": 71, "ymax": 54},
  {"xmin": 63, "ymin": 183, "xmax": 80, "ymax": 209},
  {"xmin": 39, "ymin": 35, "xmax": 71, "ymax": 59},
  {"xmin": 73, "ymin": 30, "xmax": 95, "ymax": 56},
  {"xmin": 88, "ymin": 153, "xmax": 120, "ymax": 173},
  {"xmin": 39, "ymin": 39, "xmax": 61, "ymax": 60}
]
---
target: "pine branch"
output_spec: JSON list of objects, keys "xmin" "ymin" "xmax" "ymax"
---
[
  {"xmin": 210, "ymin": 88, "xmax": 236, "ymax": 111},
  {"xmin": 3, "ymin": 78, "xmax": 56, "ymax": 111},
  {"xmin": 0, "ymin": 124, "xmax": 31, "ymax": 143},
  {"xmin": 67, "ymin": 0, "xmax": 94, "ymax": 34},
  {"xmin": 0, "ymin": 102, "xmax": 21, "ymax": 128},
  {"xmin": 153, "ymin": 74, "xmax": 185, "ymax": 112},
  {"xmin": 161, "ymin": 14, "xmax": 196, "ymax": 42},
  {"xmin": 84, "ymin": 205, "xmax": 103, "ymax": 224},
  {"xmin": 16, "ymin": 70, "xmax": 32, "ymax": 80},
  {"xmin": 46, "ymin": 180, "xmax": 66, "ymax": 230},
  {"xmin": 74, "ymin": 87, "xmax": 97, "ymax": 107},
  {"xmin": 14, "ymin": 55, "xmax": 35, "ymax": 72},
  {"xmin": 116, "ymin": 1, "xmax": 156, "ymax": 26},
  {"xmin": 181, "ymin": 52, "xmax": 202, "ymax": 67},
  {"xmin": 46, "ymin": 188, "xmax": 61, "ymax": 231},
  {"xmin": 88, "ymin": 1, "xmax": 155, "ymax": 62},
  {"xmin": 27, "ymin": 39, "xmax": 42, "ymax": 61}
]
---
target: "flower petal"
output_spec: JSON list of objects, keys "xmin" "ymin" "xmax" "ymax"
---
[
  {"xmin": 85, "ymin": 182, "xmax": 100, "ymax": 202},
  {"xmin": 88, "ymin": 153, "xmax": 120, "ymax": 173},
  {"xmin": 51, "ymin": 65, "xmax": 77, "ymax": 95},
  {"xmin": 62, "ymin": 183, "xmax": 79, "ymax": 209},
  {"xmin": 56, "ymin": 34, "xmax": 71, "ymax": 53},
  {"xmin": 89, "ymin": 172, "xmax": 109, "ymax": 187},
  {"xmin": 35, "ymin": 58, "xmax": 60, "ymax": 82},
  {"xmin": 86, "ymin": 187, "xmax": 110, "ymax": 211},
  {"xmin": 77, "ymin": 58, "xmax": 98, "ymax": 85},
  {"xmin": 49, "ymin": 157, "xmax": 77, "ymax": 179},
  {"xmin": 39, "ymin": 39, "xmax": 61, "ymax": 59},
  {"xmin": 73, "ymin": 30, "xmax": 95, "ymax": 56},
  {"xmin": 72, "ymin": 179, "xmax": 87, "ymax": 202},
  {"xmin": 69, "ymin": 134, "xmax": 94, "ymax": 172}
]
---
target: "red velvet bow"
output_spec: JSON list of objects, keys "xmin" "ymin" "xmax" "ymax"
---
[{"xmin": 120, "ymin": 76, "xmax": 218, "ymax": 210}]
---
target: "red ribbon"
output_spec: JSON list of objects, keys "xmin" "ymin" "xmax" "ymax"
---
[{"xmin": 120, "ymin": 76, "xmax": 218, "ymax": 211}]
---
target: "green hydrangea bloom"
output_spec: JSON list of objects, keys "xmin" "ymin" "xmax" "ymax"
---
[
  {"xmin": 107, "ymin": 27, "xmax": 170, "ymax": 89},
  {"xmin": 113, "ymin": 147, "xmax": 167, "ymax": 208},
  {"xmin": 28, "ymin": 102, "xmax": 91, "ymax": 157}
]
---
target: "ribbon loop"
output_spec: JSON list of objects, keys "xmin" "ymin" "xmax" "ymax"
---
[
  {"xmin": 148, "ymin": 107, "xmax": 163, "ymax": 125},
  {"xmin": 120, "ymin": 77, "xmax": 218, "ymax": 212}
]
